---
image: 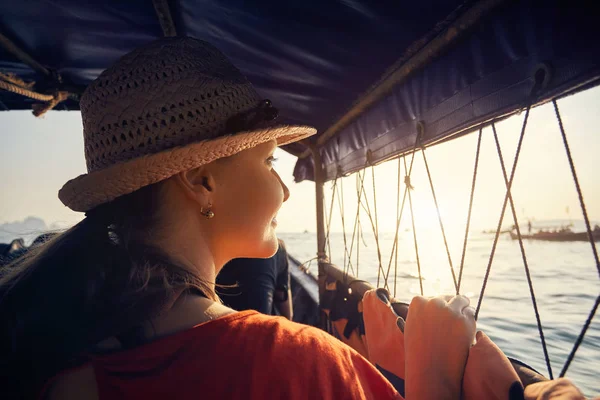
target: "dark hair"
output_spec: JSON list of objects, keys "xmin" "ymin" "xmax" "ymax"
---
[{"xmin": 0, "ymin": 181, "xmax": 215, "ymax": 399}]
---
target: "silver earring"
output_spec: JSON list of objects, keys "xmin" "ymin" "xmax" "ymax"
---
[{"xmin": 201, "ymin": 203, "xmax": 214, "ymax": 219}]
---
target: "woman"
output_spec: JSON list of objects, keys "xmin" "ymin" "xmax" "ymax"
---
[{"xmin": 0, "ymin": 37, "xmax": 575, "ymax": 400}]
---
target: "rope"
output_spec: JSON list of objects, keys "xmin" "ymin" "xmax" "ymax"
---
[
  {"xmin": 0, "ymin": 77, "xmax": 54, "ymax": 101},
  {"xmin": 476, "ymin": 106, "xmax": 531, "ymax": 319},
  {"xmin": 405, "ymin": 156, "xmax": 424, "ymax": 295},
  {"xmin": 553, "ymin": 100, "xmax": 600, "ymax": 278},
  {"xmin": 298, "ymin": 257, "xmax": 319, "ymax": 272},
  {"xmin": 394, "ymin": 157, "xmax": 402, "ymax": 297},
  {"xmin": 457, "ymin": 128, "xmax": 483, "ymax": 293},
  {"xmin": 32, "ymin": 91, "xmax": 69, "ymax": 117},
  {"xmin": 357, "ymin": 219, "xmax": 361, "ymax": 277},
  {"xmin": 0, "ymin": 72, "xmax": 34, "ymax": 89},
  {"xmin": 371, "ymin": 166, "xmax": 384, "ymax": 288},
  {"xmin": 421, "ymin": 148, "xmax": 458, "ymax": 293},
  {"xmin": 356, "ymin": 178, "xmax": 362, "ymax": 277},
  {"xmin": 351, "ymin": 171, "xmax": 367, "ymax": 277},
  {"xmin": 336, "ymin": 175, "xmax": 354, "ymax": 277},
  {"xmin": 384, "ymin": 148, "xmax": 418, "ymax": 288},
  {"xmin": 357, "ymin": 170, "xmax": 388, "ymax": 287},
  {"xmin": 553, "ymin": 99, "xmax": 600, "ymax": 377},
  {"xmin": 324, "ymin": 177, "xmax": 339, "ymax": 262},
  {"xmin": 560, "ymin": 294, "xmax": 600, "ymax": 377},
  {"xmin": 492, "ymin": 122, "xmax": 554, "ymax": 379},
  {"xmin": 0, "ymin": 73, "xmax": 70, "ymax": 116}
]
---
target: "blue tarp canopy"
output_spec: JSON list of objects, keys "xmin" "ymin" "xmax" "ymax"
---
[{"xmin": 1, "ymin": 0, "xmax": 599, "ymax": 182}]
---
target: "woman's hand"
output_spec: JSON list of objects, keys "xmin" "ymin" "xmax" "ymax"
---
[
  {"xmin": 524, "ymin": 378, "xmax": 588, "ymax": 400},
  {"xmin": 404, "ymin": 295, "xmax": 476, "ymax": 400}
]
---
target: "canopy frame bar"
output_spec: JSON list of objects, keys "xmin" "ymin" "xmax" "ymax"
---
[{"xmin": 152, "ymin": 0, "xmax": 178, "ymax": 37}]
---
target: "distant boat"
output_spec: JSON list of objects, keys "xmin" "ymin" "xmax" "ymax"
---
[
  {"xmin": 510, "ymin": 229, "xmax": 600, "ymax": 242},
  {"xmin": 482, "ymin": 229, "xmax": 512, "ymax": 234}
]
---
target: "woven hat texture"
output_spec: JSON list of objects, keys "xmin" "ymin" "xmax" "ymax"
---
[{"xmin": 59, "ymin": 37, "xmax": 316, "ymax": 212}]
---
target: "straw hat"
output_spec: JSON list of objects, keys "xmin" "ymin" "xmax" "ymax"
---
[{"xmin": 59, "ymin": 37, "xmax": 316, "ymax": 212}]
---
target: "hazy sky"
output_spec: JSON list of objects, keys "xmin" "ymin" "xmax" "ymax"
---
[{"xmin": 1, "ymin": 86, "xmax": 599, "ymax": 236}]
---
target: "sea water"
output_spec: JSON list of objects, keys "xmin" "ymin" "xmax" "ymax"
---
[{"xmin": 279, "ymin": 227, "xmax": 600, "ymax": 396}]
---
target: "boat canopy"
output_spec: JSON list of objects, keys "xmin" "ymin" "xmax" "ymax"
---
[{"xmin": 1, "ymin": 0, "xmax": 599, "ymax": 182}]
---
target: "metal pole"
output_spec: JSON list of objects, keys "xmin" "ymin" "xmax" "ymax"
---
[
  {"xmin": 311, "ymin": 144, "xmax": 329, "ymax": 331},
  {"xmin": 313, "ymin": 145, "xmax": 327, "ymax": 262}
]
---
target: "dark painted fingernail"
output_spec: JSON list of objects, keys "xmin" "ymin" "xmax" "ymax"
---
[
  {"xmin": 396, "ymin": 317, "xmax": 405, "ymax": 332},
  {"xmin": 376, "ymin": 288, "xmax": 391, "ymax": 305}
]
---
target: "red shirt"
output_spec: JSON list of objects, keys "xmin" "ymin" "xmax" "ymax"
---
[{"xmin": 88, "ymin": 311, "xmax": 400, "ymax": 399}]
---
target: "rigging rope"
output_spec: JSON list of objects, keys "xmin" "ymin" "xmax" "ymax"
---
[
  {"xmin": 552, "ymin": 100, "xmax": 600, "ymax": 277},
  {"xmin": 553, "ymin": 99, "xmax": 600, "ymax": 377},
  {"xmin": 490, "ymin": 122, "xmax": 554, "ymax": 379},
  {"xmin": 0, "ymin": 76, "xmax": 53, "ymax": 101},
  {"xmin": 336, "ymin": 174, "xmax": 355, "ymax": 277},
  {"xmin": 457, "ymin": 128, "xmax": 483, "ymax": 293},
  {"xmin": 421, "ymin": 147, "xmax": 458, "ymax": 293},
  {"xmin": 357, "ymin": 169, "xmax": 388, "ymax": 287},
  {"xmin": 560, "ymin": 294, "xmax": 600, "ymax": 378},
  {"xmin": 405, "ymin": 156, "xmax": 424, "ymax": 295},
  {"xmin": 324, "ymin": 177, "xmax": 339, "ymax": 262},
  {"xmin": 344, "ymin": 170, "xmax": 367, "ymax": 279},
  {"xmin": 476, "ymin": 106, "xmax": 531, "ymax": 319},
  {"xmin": 0, "ymin": 72, "xmax": 70, "ymax": 116},
  {"xmin": 384, "ymin": 146, "xmax": 418, "ymax": 289},
  {"xmin": 0, "ymin": 72, "xmax": 34, "ymax": 89},
  {"xmin": 352, "ymin": 171, "xmax": 367, "ymax": 277},
  {"xmin": 371, "ymin": 165, "xmax": 384, "ymax": 288},
  {"xmin": 394, "ymin": 157, "xmax": 402, "ymax": 297}
]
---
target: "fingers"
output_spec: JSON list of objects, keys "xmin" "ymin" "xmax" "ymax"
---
[
  {"xmin": 524, "ymin": 378, "xmax": 585, "ymax": 400},
  {"xmin": 447, "ymin": 295, "xmax": 470, "ymax": 313},
  {"xmin": 396, "ymin": 316, "xmax": 405, "ymax": 332},
  {"xmin": 410, "ymin": 294, "xmax": 472, "ymax": 312},
  {"xmin": 463, "ymin": 306, "xmax": 476, "ymax": 320},
  {"xmin": 409, "ymin": 294, "xmax": 475, "ymax": 322},
  {"xmin": 410, "ymin": 295, "xmax": 427, "ymax": 307},
  {"xmin": 375, "ymin": 288, "xmax": 391, "ymax": 305}
]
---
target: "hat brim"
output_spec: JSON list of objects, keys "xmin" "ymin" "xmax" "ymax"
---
[{"xmin": 59, "ymin": 125, "xmax": 316, "ymax": 212}]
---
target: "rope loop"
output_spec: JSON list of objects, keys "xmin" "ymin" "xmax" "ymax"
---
[
  {"xmin": 0, "ymin": 72, "xmax": 71, "ymax": 116},
  {"xmin": 416, "ymin": 120, "xmax": 425, "ymax": 148},
  {"xmin": 529, "ymin": 62, "xmax": 553, "ymax": 99},
  {"xmin": 32, "ymin": 91, "xmax": 69, "ymax": 117},
  {"xmin": 404, "ymin": 175, "xmax": 414, "ymax": 190},
  {"xmin": 316, "ymin": 252, "xmax": 329, "ymax": 263},
  {"xmin": 365, "ymin": 149, "xmax": 374, "ymax": 166}
]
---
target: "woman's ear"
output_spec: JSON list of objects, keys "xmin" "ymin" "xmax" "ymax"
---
[{"xmin": 174, "ymin": 166, "xmax": 216, "ymax": 203}]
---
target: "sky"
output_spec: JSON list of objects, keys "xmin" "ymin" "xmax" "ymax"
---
[{"xmin": 1, "ymin": 85, "xmax": 599, "ymax": 237}]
